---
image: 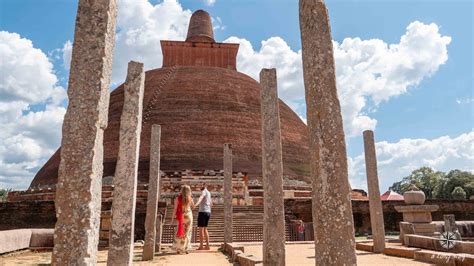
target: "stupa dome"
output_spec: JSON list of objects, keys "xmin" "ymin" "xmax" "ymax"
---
[{"xmin": 30, "ymin": 10, "xmax": 310, "ymax": 188}]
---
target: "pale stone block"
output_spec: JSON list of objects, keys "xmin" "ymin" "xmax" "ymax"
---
[
  {"xmin": 403, "ymin": 212, "xmax": 433, "ymax": 223},
  {"xmin": 284, "ymin": 190, "xmax": 295, "ymax": 199}
]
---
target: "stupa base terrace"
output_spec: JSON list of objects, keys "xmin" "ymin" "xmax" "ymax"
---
[{"xmin": 2, "ymin": 169, "xmax": 473, "ymax": 247}]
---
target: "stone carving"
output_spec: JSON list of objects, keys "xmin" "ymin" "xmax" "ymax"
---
[
  {"xmin": 107, "ymin": 61, "xmax": 145, "ymax": 265},
  {"xmin": 404, "ymin": 185, "xmax": 426, "ymax": 205},
  {"xmin": 143, "ymin": 125, "xmax": 162, "ymax": 260},
  {"xmin": 396, "ymin": 188, "xmax": 440, "ymax": 245},
  {"xmin": 260, "ymin": 68, "xmax": 286, "ymax": 265},
  {"xmin": 299, "ymin": 0, "xmax": 357, "ymax": 264},
  {"xmin": 51, "ymin": 0, "xmax": 117, "ymax": 264},
  {"xmin": 224, "ymin": 143, "xmax": 233, "ymax": 243},
  {"xmin": 363, "ymin": 130, "xmax": 386, "ymax": 253}
]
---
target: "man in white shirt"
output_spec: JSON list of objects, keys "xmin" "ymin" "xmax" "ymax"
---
[{"xmin": 195, "ymin": 183, "xmax": 212, "ymax": 250}]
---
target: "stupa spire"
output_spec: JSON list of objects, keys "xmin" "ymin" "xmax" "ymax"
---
[{"xmin": 185, "ymin": 9, "xmax": 215, "ymax": 43}]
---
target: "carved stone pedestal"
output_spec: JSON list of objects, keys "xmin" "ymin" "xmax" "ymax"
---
[{"xmin": 395, "ymin": 188, "xmax": 440, "ymax": 245}]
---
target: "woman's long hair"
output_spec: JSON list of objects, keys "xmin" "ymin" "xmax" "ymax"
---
[{"xmin": 180, "ymin": 185, "xmax": 192, "ymax": 209}]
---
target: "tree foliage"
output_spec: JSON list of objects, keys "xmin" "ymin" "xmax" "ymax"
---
[
  {"xmin": 451, "ymin": 187, "xmax": 467, "ymax": 200},
  {"xmin": 389, "ymin": 167, "xmax": 473, "ymax": 200},
  {"xmin": 0, "ymin": 188, "xmax": 11, "ymax": 202}
]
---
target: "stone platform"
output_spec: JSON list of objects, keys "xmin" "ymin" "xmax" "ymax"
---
[
  {"xmin": 356, "ymin": 240, "xmax": 474, "ymax": 265},
  {"xmin": 3, "ymin": 243, "xmax": 446, "ymax": 265},
  {"xmin": 223, "ymin": 242, "xmax": 431, "ymax": 265}
]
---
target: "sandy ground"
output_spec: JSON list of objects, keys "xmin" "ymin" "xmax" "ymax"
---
[
  {"xmin": 1, "ymin": 243, "xmax": 432, "ymax": 265},
  {"xmin": 244, "ymin": 244, "xmax": 431, "ymax": 265},
  {"xmin": 0, "ymin": 246, "xmax": 232, "ymax": 266}
]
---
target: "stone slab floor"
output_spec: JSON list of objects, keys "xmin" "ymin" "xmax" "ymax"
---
[
  {"xmin": 1, "ymin": 244, "xmax": 432, "ymax": 265},
  {"xmin": 243, "ymin": 244, "xmax": 431, "ymax": 265}
]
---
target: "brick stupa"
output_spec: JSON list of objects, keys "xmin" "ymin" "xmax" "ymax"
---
[{"xmin": 31, "ymin": 10, "xmax": 310, "ymax": 188}]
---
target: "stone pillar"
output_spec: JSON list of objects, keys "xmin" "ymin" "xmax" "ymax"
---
[
  {"xmin": 143, "ymin": 125, "xmax": 162, "ymax": 261},
  {"xmin": 363, "ymin": 130, "xmax": 386, "ymax": 253},
  {"xmin": 260, "ymin": 68, "xmax": 286, "ymax": 265},
  {"xmin": 444, "ymin": 214, "xmax": 457, "ymax": 233},
  {"xmin": 51, "ymin": 0, "xmax": 117, "ymax": 265},
  {"xmin": 444, "ymin": 214, "xmax": 461, "ymax": 241},
  {"xmin": 299, "ymin": 0, "xmax": 357, "ymax": 264},
  {"xmin": 155, "ymin": 214, "xmax": 163, "ymax": 252},
  {"xmin": 223, "ymin": 143, "xmax": 233, "ymax": 243},
  {"xmin": 107, "ymin": 61, "xmax": 145, "ymax": 265}
]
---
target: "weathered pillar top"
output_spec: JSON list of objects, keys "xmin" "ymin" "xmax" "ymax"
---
[
  {"xmin": 260, "ymin": 68, "xmax": 276, "ymax": 74},
  {"xmin": 127, "ymin": 61, "xmax": 144, "ymax": 77},
  {"xmin": 363, "ymin": 129, "xmax": 374, "ymax": 137}
]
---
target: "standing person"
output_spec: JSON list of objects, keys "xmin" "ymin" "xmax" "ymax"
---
[
  {"xmin": 172, "ymin": 185, "xmax": 195, "ymax": 254},
  {"xmin": 297, "ymin": 220, "xmax": 305, "ymax": 241},
  {"xmin": 195, "ymin": 183, "xmax": 212, "ymax": 250}
]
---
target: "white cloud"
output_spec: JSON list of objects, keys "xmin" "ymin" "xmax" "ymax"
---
[
  {"xmin": 225, "ymin": 36, "xmax": 304, "ymax": 102},
  {"xmin": 348, "ymin": 131, "xmax": 474, "ymax": 192},
  {"xmin": 61, "ymin": 40, "xmax": 72, "ymax": 70},
  {"xmin": 3, "ymin": 0, "xmax": 221, "ymax": 189},
  {"xmin": 456, "ymin": 97, "xmax": 473, "ymax": 105},
  {"xmin": 110, "ymin": 0, "xmax": 192, "ymax": 84},
  {"xmin": 0, "ymin": 31, "xmax": 65, "ymax": 104},
  {"xmin": 0, "ymin": 31, "xmax": 66, "ymax": 189},
  {"xmin": 63, "ymin": 0, "xmax": 227, "ymax": 86},
  {"xmin": 204, "ymin": 0, "xmax": 216, "ymax": 6},
  {"xmin": 212, "ymin": 16, "xmax": 225, "ymax": 31},
  {"xmin": 4, "ymin": 1, "xmax": 459, "ymax": 191},
  {"xmin": 62, "ymin": 0, "xmax": 192, "ymax": 85},
  {"xmin": 225, "ymin": 21, "xmax": 451, "ymax": 137},
  {"xmin": 334, "ymin": 21, "xmax": 451, "ymax": 136}
]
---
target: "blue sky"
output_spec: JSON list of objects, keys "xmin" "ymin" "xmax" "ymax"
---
[{"xmin": 1, "ymin": 0, "xmax": 473, "ymax": 190}]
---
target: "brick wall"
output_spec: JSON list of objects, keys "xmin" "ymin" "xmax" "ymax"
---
[
  {"xmin": 285, "ymin": 199, "xmax": 474, "ymax": 235},
  {"xmin": 0, "ymin": 200, "xmax": 167, "ymax": 242},
  {"xmin": 2, "ymin": 199, "xmax": 473, "ymax": 238}
]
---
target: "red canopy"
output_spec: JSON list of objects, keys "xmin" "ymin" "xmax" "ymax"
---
[{"xmin": 380, "ymin": 190, "xmax": 404, "ymax": 201}]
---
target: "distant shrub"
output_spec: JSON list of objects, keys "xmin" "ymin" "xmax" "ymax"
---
[
  {"xmin": 0, "ymin": 188, "xmax": 11, "ymax": 202},
  {"xmin": 451, "ymin": 186, "xmax": 467, "ymax": 200}
]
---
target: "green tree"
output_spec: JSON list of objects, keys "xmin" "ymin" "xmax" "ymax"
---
[
  {"xmin": 441, "ymin": 170, "xmax": 474, "ymax": 199},
  {"xmin": 0, "ymin": 188, "xmax": 11, "ymax": 202},
  {"xmin": 451, "ymin": 186, "xmax": 467, "ymax": 200},
  {"xmin": 390, "ymin": 168, "xmax": 474, "ymax": 199},
  {"xmin": 389, "ymin": 167, "xmax": 444, "ymax": 198}
]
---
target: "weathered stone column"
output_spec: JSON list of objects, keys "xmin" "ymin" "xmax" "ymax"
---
[
  {"xmin": 155, "ymin": 214, "xmax": 163, "ymax": 252},
  {"xmin": 444, "ymin": 214, "xmax": 456, "ymax": 232},
  {"xmin": 223, "ymin": 143, "xmax": 233, "ymax": 243},
  {"xmin": 143, "ymin": 125, "xmax": 162, "ymax": 261},
  {"xmin": 51, "ymin": 0, "xmax": 117, "ymax": 265},
  {"xmin": 444, "ymin": 214, "xmax": 462, "ymax": 241},
  {"xmin": 363, "ymin": 130, "xmax": 386, "ymax": 253},
  {"xmin": 299, "ymin": 0, "xmax": 357, "ymax": 264},
  {"xmin": 107, "ymin": 61, "xmax": 145, "ymax": 265},
  {"xmin": 260, "ymin": 68, "xmax": 286, "ymax": 265}
]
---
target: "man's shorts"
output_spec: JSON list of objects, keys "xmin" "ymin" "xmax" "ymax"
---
[{"xmin": 197, "ymin": 212, "xmax": 211, "ymax": 227}]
